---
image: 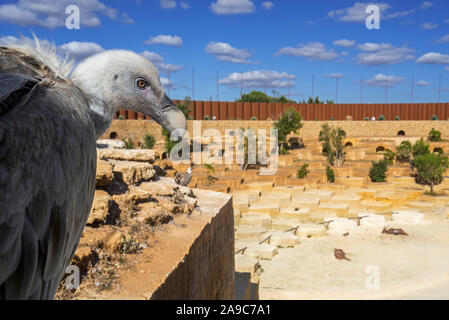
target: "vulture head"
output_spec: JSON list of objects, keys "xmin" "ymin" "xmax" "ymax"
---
[{"xmin": 71, "ymin": 50, "xmax": 187, "ymax": 140}]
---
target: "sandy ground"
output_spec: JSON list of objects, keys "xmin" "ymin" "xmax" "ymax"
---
[{"xmin": 258, "ymin": 221, "xmax": 449, "ymax": 300}]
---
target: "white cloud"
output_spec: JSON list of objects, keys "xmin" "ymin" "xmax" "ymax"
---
[
  {"xmin": 421, "ymin": 22, "xmax": 438, "ymax": 30},
  {"xmin": 357, "ymin": 46, "xmax": 415, "ymax": 65},
  {"xmin": 59, "ymin": 41, "xmax": 104, "ymax": 61},
  {"xmin": 180, "ymin": 2, "xmax": 190, "ymax": 9},
  {"xmin": 205, "ymin": 41, "xmax": 253, "ymax": 64},
  {"xmin": 219, "ymin": 70, "xmax": 295, "ymax": 88},
  {"xmin": 0, "ymin": 0, "xmax": 131, "ymax": 29},
  {"xmin": 160, "ymin": 0, "xmax": 176, "ymax": 9},
  {"xmin": 420, "ymin": 1, "xmax": 433, "ymax": 10},
  {"xmin": 325, "ymin": 73, "xmax": 345, "ymax": 78},
  {"xmin": 357, "ymin": 42, "xmax": 393, "ymax": 52},
  {"xmin": 333, "ymin": 39, "xmax": 355, "ymax": 47},
  {"xmin": 416, "ymin": 80, "xmax": 431, "ymax": 86},
  {"xmin": 210, "ymin": 0, "xmax": 255, "ymax": 15},
  {"xmin": 435, "ymin": 34, "xmax": 449, "ymax": 44},
  {"xmin": 262, "ymin": 1, "xmax": 274, "ymax": 10},
  {"xmin": 141, "ymin": 51, "xmax": 183, "ymax": 73},
  {"xmin": 416, "ymin": 52, "xmax": 449, "ymax": 64},
  {"xmin": 446, "ymin": 66, "xmax": 449, "ymax": 72},
  {"xmin": 365, "ymin": 74, "xmax": 404, "ymax": 87},
  {"xmin": 327, "ymin": 2, "xmax": 415, "ymax": 23},
  {"xmin": 144, "ymin": 34, "xmax": 183, "ymax": 47},
  {"xmin": 341, "ymin": 51, "xmax": 349, "ymax": 56},
  {"xmin": 275, "ymin": 42, "xmax": 339, "ymax": 61}
]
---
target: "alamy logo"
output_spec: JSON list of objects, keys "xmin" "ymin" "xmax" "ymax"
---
[
  {"xmin": 365, "ymin": 265, "xmax": 380, "ymax": 290},
  {"xmin": 66, "ymin": 5, "xmax": 80, "ymax": 30},
  {"xmin": 365, "ymin": 5, "xmax": 380, "ymax": 30}
]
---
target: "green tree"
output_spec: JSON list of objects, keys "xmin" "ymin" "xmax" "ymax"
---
[
  {"xmin": 428, "ymin": 128, "xmax": 442, "ymax": 142},
  {"xmin": 396, "ymin": 141, "xmax": 412, "ymax": 164},
  {"xmin": 236, "ymin": 90, "xmax": 296, "ymax": 103},
  {"xmin": 297, "ymin": 164, "xmax": 309, "ymax": 178},
  {"xmin": 319, "ymin": 124, "xmax": 346, "ymax": 167},
  {"xmin": 326, "ymin": 166, "xmax": 335, "ymax": 183},
  {"xmin": 369, "ymin": 160, "xmax": 388, "ymax": 182},
  {"xmin": 414, "ymin": 153, "xmax": 449, "ymax": 194},
  {"xmin": 274, "ymin": 108, "xmax": 303, "ymax": 153},
  {"xmin": 384, "ymin": 148, "xmax": 396, "ymax": 165},
  {"xmin": 142, "ymin": 134, "xmax": 156, "ymax": 149},
  {"xmin": 413, "ymin": 138, "xmax": 430, "ymax": 158}
]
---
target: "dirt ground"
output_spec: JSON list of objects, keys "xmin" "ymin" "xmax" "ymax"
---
[{"xmin": 258, "ymin": 221, "xmax": 449, "ymax": 300}]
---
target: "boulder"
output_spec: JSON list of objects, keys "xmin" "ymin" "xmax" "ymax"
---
[
  {"xmin": 96, "ymin": 160, "xmax": 115, "ymax": 187},
  {"xmin": 88, "ymin": 190, "xmax": 113, "ymax": 225},
  {"xmin": 97, "ymin": 139, "xmax": 126, "ymax": 149},
  {"xmin": 111, "ymin": 160, "xmax": 156, "ymax": 185},
  {"xmin": 98, "ymin": 149, "xmax": 156, "ymax": 163}
]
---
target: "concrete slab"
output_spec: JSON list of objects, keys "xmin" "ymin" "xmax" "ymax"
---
[
  {"xmin": 240, "ymin": 213, "xmax": 272, "ymax": 228},
  {"xmin": 242, "ymin": 243, "xmax": 278, "ymax": 260},
  {"xmin": 325, "ymin": 217, "xmax": 357, "ymax": 235},
  {"xmin": 266, "ymin": 231, "xmax": 300, "ymax": 247},
  {"xmin": 235, "ymin": 255, "xmax": 259, "ymax": 274},
  {"xmin": 235, "ymin": 226, "xmax": 267, "ymax": 240},
  {"xmin": 279, "ymin": 207, "xmax": 311, "ymax": 221},
  {"xmin": 318, "ymin": 202, "xmax": 349, "ymax": 213},
  {"xmin": 248, "ymin": 202, "xmax": 280, "ymax": 215},
  {"xmin": 304, "ymin": 189, "xmax": 334, "ymax": 200},
  {"xmin": 291, "ymin": 195, "xmax": 320, "ymax": 208},
  {"xmin": 297, "ymin": 223, "xmax": 327, "ymax": 238},
  {"xmin": 393, "ymin": 210, "xmax": 424, "ymax": 224},
  {"xmin": 270, "ymin": 218, "xmax": 301, "ymax": 230},
  {"xmin": 331, "ymin": 193, "xmax": 362, "ymax": 203}
]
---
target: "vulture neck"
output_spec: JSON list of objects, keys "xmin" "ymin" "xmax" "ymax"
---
[{"xmin": 88, "ymin": 97, "xmax": 114, "ymax": 139}]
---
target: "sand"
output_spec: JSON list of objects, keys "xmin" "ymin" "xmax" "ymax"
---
[{"xmin": 258, "ymin": 221, "xmax": 449, "ymax": 300}]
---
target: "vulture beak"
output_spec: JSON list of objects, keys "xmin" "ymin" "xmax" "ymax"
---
[{"xmin": 147, "ymin": 94, "xmax": 187, "ymax": 142}]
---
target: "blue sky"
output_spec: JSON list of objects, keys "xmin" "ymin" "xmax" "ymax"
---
[{"xmin": 1, "ymin": 0, "xmax": 449, "ymax": 103}]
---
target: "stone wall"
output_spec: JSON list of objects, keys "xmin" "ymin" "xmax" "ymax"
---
[
  {"xmin": 150, "ymin": 189, "xmax": 235, "ymax": 300},
  {"xmin": 102, "ymin": 120, "xmax": 449, "ymax": 143}
]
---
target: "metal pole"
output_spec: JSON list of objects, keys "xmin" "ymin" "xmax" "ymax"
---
[
  {"xmin": 312, "ymin": 74, "xmax": 314, "ymax": 98},
  {"xmin": 360, "ymin": 75, "xmax": 363, "ymax": 103},
  {"xmin": 216, "ymin": 70, "xmax": 219, "ymax": 101},
  {"xmin": 336, "ymin": 77, "xmax": 338, "ymax": 103},
  {"xmin": 192, "ymin": 67, "xmax": 195, "ymax": 100},
  {"xmin": 385, "ymin": 79, "xmax": 388, "ymax": 103},
  {"xmin": 167, "ymin": 69, "xmax": 170, "ymax": 97},
  {"xmin": 439, "ymin": 73, "xmax": 442, "ymax": 103}
]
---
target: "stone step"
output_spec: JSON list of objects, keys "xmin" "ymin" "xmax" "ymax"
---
[
  {"xmin": 240, "ymin": 213, "xmax": 272, "ymax": 228},
  {"xmin": 270, "ymin": 218, "xmax": 301, "ymax": 230},
  {"xmin": 239, "ymin": 242, "xmax": 278, "ymax": 260},
  {"xmin": 325, "ymin": 217, "xmax": 357, "ymax": 235},
  {"xmin": 392, "ymin": 210, "xmax": 424, "ymax": 224},
  {"xmin": 297, "ymin": 223, "xmax": 327, "ymax": 238},
  {"xmin": 247, "ymin": 202, "xmax": 280, "ymax": 215},
  {"xmin": 263, "ymin": 231, "xmax": 300, "ymax": 247},
  {"xmin": 278, "ymin": 207, "xmax": 311, "ymax": 221},
  {"xmin": 235, "ymin": 255, "xmax": 260, "ymax": 275},
  {"xmin": 235, "ymin": 226, "xmax": 267, "ymax": 240},
  {"xmin": 303, "ymin": 189, "xmax": 334, "ymax": 200}
]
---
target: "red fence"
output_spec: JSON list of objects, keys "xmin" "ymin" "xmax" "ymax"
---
[{"xmin": 116, "ymin": 101, "xmax": 449, "ymax": 121}]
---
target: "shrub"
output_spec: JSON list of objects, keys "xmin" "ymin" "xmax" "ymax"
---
[
  {"xmin": 396, "ymin": 141, "xmax": 412, "ymax": 163},
  {"xmin": 203, "ymin": 115, "xmax": 210, "ymax": 120},
  {"xmin": 384, "ymin": 148, "xmax": 396, "ymax": 165},
  {"xmin": 122, "ymin": 138, "xmax": 134, "ymax": 150},
  {"xmin": 431, "ymin": 114, "xmax": 439, "ymax": 121},
  {"xmin": 118, "ymin": 115, "xmax": 126, "ymax": 120},
  {"xmin": 364, "ymin": 117, "xmax": 370, "ymax": 121},
  {"xmin": 369, "ymin": 160, "xmax": 388, "ymax": 182},
  {"xmin": 413, "ymin": 138, "xmax": 430, "ymax": 158},
  {"xmin": 330, "ymin": 117, "xmax": 335, "ymax": 121},
  {"xmin": 428, "ymin": 128, "xmax": 442, "ymax": 142},
  {"xmin": 395, "ymin": 115, "xmax": 400, "ymax": 121},
  {"xmin": 250, "ymin": 116, "xmax": 258, "ymax": 121},
  {"xmin": 319, "ymin": 124, "xmax": 346, "ymax": 167},
  {"xmin": 378, "ymin": 115, "xmax": 385, "ymax": 121},
  {"xmin": 414, "ymin": 153, "xmax": 449, "ymax": 194},
  {"xmin": 142, "ymin": 134, "xmax": 156, "ymax": 149},
  {"xmin": 297, "ymin": 164, "xmax": 309, "ymax": 179},
  {"xmin": 274, "ymin": 108, "xmax": 303, "ymax": 154},
  {"xmin": 326, "ymin": 166, "xmax": 335, "ymax": 183}
]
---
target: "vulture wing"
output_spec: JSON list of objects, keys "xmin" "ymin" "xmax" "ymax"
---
[{"xmin": 0, "ymin": 47, "xmax": 97, "ymax": 299}]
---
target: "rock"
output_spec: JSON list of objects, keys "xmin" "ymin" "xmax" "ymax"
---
[
  {"xmin": 139, "ymin": 181, "xmax": 175, "ymax": 197},
  {"xmin": 88, "ymin": 190, "xmax": 113, "ymax": 226},
  {"xmin": 136, "ymin": 202, "xmax": 174, "ymax": 226},
  {"xmin": 96, "ymin": 160, "xmax": 115, "ymax": 187},
  {"xmin": 97, "ymin": 139, "xmax": 126, "ymax": 149},
  {"xmin": 111, "ymin": 160, "xmax": 156, "ymax": 185},
  {"xmin": 103, "ymin": 229, "xmax": 130, "ymax": 253},
  {"xmin": 72, "ymin": 245, "xmax": 98, "ymax": 274},
  {"xmin": 98, "ymin": 149, "xmax": 156, "ymax": 163}
]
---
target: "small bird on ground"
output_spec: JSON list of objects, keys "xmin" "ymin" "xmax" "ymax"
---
[
  {"xmin": 334, "ymin": 248, "xmax": 351, "ymax": 261},
  {"xmin": 175, "ymin": 167, "xmax": 192, "ymax": 186},
  {"xmin": 382, "ymin": 226, "xmax": 409, "ymax": 236}
]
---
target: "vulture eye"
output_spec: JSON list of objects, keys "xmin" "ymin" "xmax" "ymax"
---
[{"xmin": 136, "ymin": 78, "xmax": 149, "ymax": 90}]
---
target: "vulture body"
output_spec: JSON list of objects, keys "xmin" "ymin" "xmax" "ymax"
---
[{"xmin": 0, "ymin": 39, "xmax": 187, "ymax": 299}]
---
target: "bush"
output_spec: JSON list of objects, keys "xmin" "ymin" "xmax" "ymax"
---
[
  {"xmin": 432, "ymin": 114, "xmax": 439, "ymax": 121},
  {"xmin": 122, "ymin": 138, "xmax": 134, "ymax": 149},
  {"xmin": 378, "ymin": 115, "xmax": 385, "ymax": 121},
  {"xmin": 330, "ymin": 117, "xmax": 335, "ymax": 121},
  {"xmin": 326, "ymin": 166, "xmax": 335, "ymax": 183},
  {"xmin": 396, "ymin": 141, "xmax": 412, "ymax": 163},
  {"xmin": 118, "ymin": 115, "xmax": 126, "ymax": 120},
  {"xmin": 369, "ymin": 160, "xmax": 388, "ymax": 182},
  {"xmin": 428, "ymin": 128, "xmax": 442, "ymax": 142},
  {"xmin": 414, "ymin": 153, "xmax": 449, "ymax": 194},
  {"xmin": 364, "ymin": 117, "xmax": 369, "ymax": 121},
  {"xmin": 319, "ymin": 124, "xmax": 346, "ymax": 167},
  {"xmin": 395, "ymin": 115, "xmax": 400, "ymax": 121},
  {"xmin": 203, "ymin": 115, "xmax": 210, "ymax": 120},
  {"xmin": 274, "ymin": 108, "xmax": 303, "ymax": 153},
  {"xmin": 413, "ymin": 138, "xmax": 430, "ymax": 158},
  {"xmin": 297, "ymin": 164, "xmax": 309, "ymax": 179},
  {"xmin": 384, "ymin": 148, "xmax": 396, "ymax": 165},
  {"xmin": 250, "ymin": 116, "xmax": 258, "ymax": 121},
  {"xmin": 142, "ymin": 134, "xmax": 156, "ymax": 149}
]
